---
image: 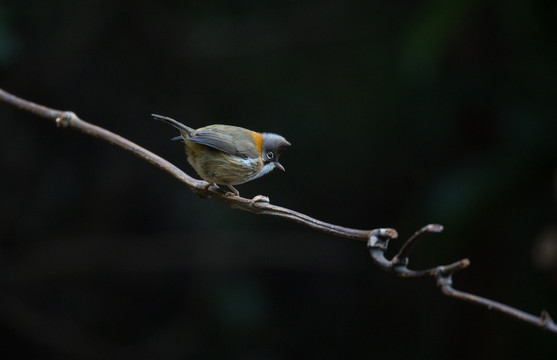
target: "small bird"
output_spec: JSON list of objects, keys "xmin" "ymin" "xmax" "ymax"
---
[{"xmin": 153, "ymin": 114, "xmax": 290, "ymax": 196}]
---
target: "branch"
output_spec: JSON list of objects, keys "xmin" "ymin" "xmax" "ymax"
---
[
  {"xmin": 1, "ymin": 87, "xmax": 555, "ymax": 334},
  {"xmin": 0, "ymin": 88, "xmax": 390, "ymax": 242},
  {"xmin": 368, "ymin": 225, "xmax": 557, "ymax": 333}
]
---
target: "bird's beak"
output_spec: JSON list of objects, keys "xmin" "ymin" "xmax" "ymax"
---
[{"xmin": 275, "ymin": 162, "xmax": 285, "ymax": 172}]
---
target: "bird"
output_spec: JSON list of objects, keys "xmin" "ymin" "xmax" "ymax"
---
[{"xmin": 153, "ymin": 114, "xmax": 290, "ymax": 196}]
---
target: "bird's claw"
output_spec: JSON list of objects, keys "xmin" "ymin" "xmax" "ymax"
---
[
  {"xmin": 250, "ymin": 195, "xmax": 270, "ymax": 205},
  {"xmin": 193, "ymin": 182, "xmax": 219, "ymax": 198},
  {"xmin": 224, "ymin": 184, "xmax": 240, "ymax": 197}
]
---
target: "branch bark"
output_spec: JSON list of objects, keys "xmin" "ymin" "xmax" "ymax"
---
[{"xmin": 1, "ymin": 87, "xmax": 555, "ymax": 334}]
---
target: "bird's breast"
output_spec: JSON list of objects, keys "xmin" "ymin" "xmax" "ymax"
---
[{"xmin": 184, "ymin": 141, "xmax": 264, "ymax": 185}]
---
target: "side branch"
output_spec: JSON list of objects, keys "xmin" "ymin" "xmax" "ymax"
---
[
  {"xmin": 368, "ymin": 227, "xmax": 557, "ymax": 333},
  {"xmin": 1, "ymin": 87, "xmax": 555, "ymax": 335}
]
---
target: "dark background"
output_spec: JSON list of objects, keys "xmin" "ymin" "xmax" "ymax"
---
[{"xmin": 1, "ymin": 0, "xmax": 557, "ymax": 359}]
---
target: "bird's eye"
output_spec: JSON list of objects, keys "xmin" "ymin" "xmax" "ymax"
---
[{"xmin": 267, "ymin": 151, "xmax": 274, "ymax": 159}]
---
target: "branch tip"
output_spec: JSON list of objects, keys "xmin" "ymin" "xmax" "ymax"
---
[
  {"xmin": 394, "ymin": 223, "xmax": 444, "ymax": 261},
  {"xmin": 370, "ymin": 227, "xmax": 398, "ymax": 240},
  {"xmin": 426, "ymin": 223, "xmax": 444, "ymax": 233},
  {"xmin": 383, "ymin": 228, "xmax": 398, "ymax": 239},
  {"xmin": 439, "ymin": 258, "xmax": 470, "ymax": 276}
]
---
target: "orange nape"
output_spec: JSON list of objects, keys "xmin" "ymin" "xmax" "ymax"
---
[{"xmin": 251, "ymin": 131, "xmax": 263, "ymax": 156}]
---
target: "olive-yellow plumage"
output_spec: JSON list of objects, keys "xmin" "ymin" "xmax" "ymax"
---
[{"xmin": 153, "ymin": 114, "xmax": 290, "ymax": 196}]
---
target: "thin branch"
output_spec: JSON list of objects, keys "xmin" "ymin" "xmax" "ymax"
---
[
  {"xmin": 368, "ymin": 229, "xmax": 557, "ymax": 333},
  {"xmin": 392, "ymin": 223, "xmax": 444, "ymax": 266},
  {"xmin": 440, "ymin": 282, "xmax": 557, "ymax": 332},
  {"xmin": 0, "ymin": 88, "xmax": 394, "ymax": 241},
  {"xmin": 1, "ymin": 87, "xmax": 555, "ymax": 334}
]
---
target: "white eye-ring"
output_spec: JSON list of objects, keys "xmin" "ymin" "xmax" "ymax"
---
[{"xmin": 267, "ymin": 151, "xmax": 274, "ymax": 159}]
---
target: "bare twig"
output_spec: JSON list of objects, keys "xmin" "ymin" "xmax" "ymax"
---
[
  {"xmin": 1, "ymin": 87, "xmax": 555, "ymax": 334},
  {"xmin": 391, "ymin": 223, "xmax": 444, "ymax": 267},
  {"xmin": 368, "ymin": 229, "xmax": 557, "ymax": 333}
]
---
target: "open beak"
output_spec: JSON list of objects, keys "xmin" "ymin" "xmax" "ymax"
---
[{"xmin": 275, "ymin": 162, "xmax": 285, "ymax": 172}]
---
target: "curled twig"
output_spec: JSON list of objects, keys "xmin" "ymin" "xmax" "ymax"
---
[
  {"xmin": 392, "ymin": 223, "xmax": 444, "ymax": 266},
  {"xmin": 1, "ymin": 87, "xmax": 555, "ymax": 334},
  {"xmin": 368, "ymin": 226, "xmax": 557, "ymax": 333}
]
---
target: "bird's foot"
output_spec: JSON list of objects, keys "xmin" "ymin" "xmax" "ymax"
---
[
  {"xmin": 224, "ymin": 184, "xmax": 240, "ymax": 197},
  {"xmin": 194, "ymin": 182, "xmax": 218, "ymax": 198},
  {"xmin": 193, "ymin": 183, "xmax": 219, "ymax": 199},
  {"xmin": 250, "ymin": 194, "xmax": 270, "ymax": 205}
]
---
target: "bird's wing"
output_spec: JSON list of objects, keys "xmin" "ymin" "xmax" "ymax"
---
[{"xmin": 188, "ymin": 127, "xmax": 259, "ymax": 159}]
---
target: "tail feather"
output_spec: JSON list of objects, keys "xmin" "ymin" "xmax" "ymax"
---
[{"xmin": 152, "ymin": 114, "xmax": 193, "ymax": 137}]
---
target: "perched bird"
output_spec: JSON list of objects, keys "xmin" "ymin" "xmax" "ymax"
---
[{"xmin": 153, "ymin": 114, "xmax": 290, "ymax": 196}]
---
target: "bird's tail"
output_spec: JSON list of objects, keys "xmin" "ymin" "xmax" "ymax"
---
[{"xmin": 152, "ymin": 114, "xmax": 194, "ymax": 138}]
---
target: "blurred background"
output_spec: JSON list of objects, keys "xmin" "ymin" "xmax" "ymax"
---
[{"xmin": 1, "ymin": 0, "xmax": 557, "ymax": 358}]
